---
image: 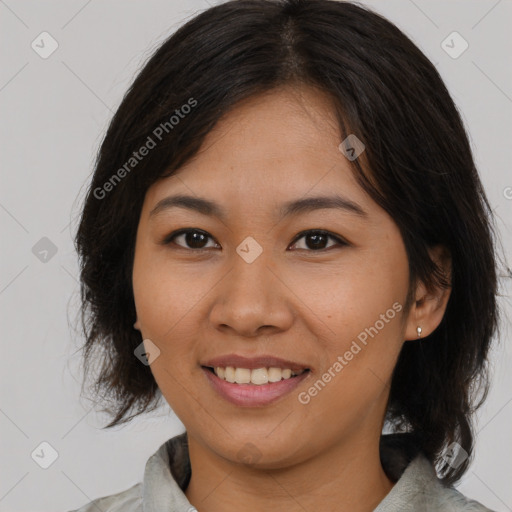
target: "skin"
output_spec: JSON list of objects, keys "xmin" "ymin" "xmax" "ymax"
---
[{"xmin": 132, "ymin": 85, "xmax": 451, "ymax": 512}]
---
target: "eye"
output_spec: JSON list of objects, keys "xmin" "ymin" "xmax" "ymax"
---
[
  {"xmin": 288, "ymin": 229, "xmax": 348, "ymax": 251},
  {"xmin": 161, "ymin": 228, "xmax": 219, "ymax": 251}
]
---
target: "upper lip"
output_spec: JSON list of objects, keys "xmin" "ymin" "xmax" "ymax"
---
[{"xmin": 201, "ymin": 354, "xmax": 310, "ymax": 373}]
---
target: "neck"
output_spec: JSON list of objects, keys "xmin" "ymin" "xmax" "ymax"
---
[{"xmin": 184, "ymin": 431, "xmax": 394, "ymax": 512}]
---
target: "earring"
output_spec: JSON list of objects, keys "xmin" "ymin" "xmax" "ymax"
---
[{"xmin": 417, "ymin": 326, "xmax": 422, "ymax": 339}]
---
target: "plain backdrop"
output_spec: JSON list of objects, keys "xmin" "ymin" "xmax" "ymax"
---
[{"xmin": 1, "ymin": 0, "xmax": 511, "ymax": 511}]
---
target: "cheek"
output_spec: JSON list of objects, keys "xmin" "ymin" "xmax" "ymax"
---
[
  {"xmin": 132, "ymin": 251, "xmax": 202, "ymax": 412},
  {"xmin": 131, "ymin": 245, "xmax": 222, "ymax": 378},
  {"xmin": 297, "ymin": 248, "xmax": 408, "ymax": 397},
  {"xmin": 299, "ymin": 277, "xmax": 406, "ymax": 430},
  {"xmin": 132, "ymin": 243, "xmax": 202, "ymax": 335},
  {"xmin": 295, "ymin": 254, "xmax": 407, "ymax": 344},
  {"xmin": 132, "ymin": 253, "xmax": 179, "ymax": 366}
]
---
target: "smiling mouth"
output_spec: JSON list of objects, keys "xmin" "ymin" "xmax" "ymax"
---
[{"xmin": 202, "ymin": 366, "xmax": 310, "ymax": 385}]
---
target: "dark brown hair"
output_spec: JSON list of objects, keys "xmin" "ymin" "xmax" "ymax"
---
[{"xmin": 74, "ymin": 0, "xmax": 500, "ymax": 485}]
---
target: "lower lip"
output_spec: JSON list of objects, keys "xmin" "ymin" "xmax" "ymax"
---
[{"xmin": 202, "ymin": 367, "xmax": 310, "ymax": 407}]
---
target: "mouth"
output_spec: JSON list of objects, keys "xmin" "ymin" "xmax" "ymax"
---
[
  {"xmin": 200, "ymin": 354, "xmax": 312, "ymax": 406},
  {"xmin": 202, "ymin": 365, "xmax": 310, "ymax": 385},
  {"xmin": 201, "ymin": 363, "xmax": 311, "ymax": 407}
]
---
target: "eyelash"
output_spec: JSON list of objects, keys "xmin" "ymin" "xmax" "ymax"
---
[{"xmin": 160, "ymin": 228, "xmax": 349, "ymax": 253}]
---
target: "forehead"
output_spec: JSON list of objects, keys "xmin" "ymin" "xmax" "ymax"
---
[
  {"xmin": 145, "ymin": 85, "xmax": 373, "ymax": 212},
  {"xmin": 197, "ymin": 85, "xmax": 342, "ymax": 165}
]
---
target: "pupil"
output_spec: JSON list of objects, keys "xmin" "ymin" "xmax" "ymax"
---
[
  {"xmin": 308, "ymin": 233, "xmax": 326, "ymax": 250},
  {"xmin": 187, "ymin": 232, "xmax": 206, "ymax": 248}
]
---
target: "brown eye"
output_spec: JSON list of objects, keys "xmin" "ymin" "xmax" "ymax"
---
[
  {"xmin": 289, "ymin": 230, "xmax": 347, "ymax": 251},
  {"xmin": 163, "ymin": 229, "xmax": 218, "ymax": 250}
]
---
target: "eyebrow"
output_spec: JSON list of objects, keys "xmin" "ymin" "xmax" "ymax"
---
[{"xmin": 149, "ymin": 193, "xmax": 368, "ymax": 221}]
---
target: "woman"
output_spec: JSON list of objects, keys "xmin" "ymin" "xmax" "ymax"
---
[{"xmin": 69, "ymin": 0, "xmax": 500, "ymax": 510}]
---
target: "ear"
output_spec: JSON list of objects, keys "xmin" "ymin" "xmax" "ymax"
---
[
  {"xmin": 404, "ymin": 245, "xmax": 452, "ymax": 341},
  {"xmin": 133, "ymin": 319, "xmax": 141, "ymax": 331}
]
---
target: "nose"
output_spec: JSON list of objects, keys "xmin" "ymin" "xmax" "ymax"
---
[{"xmin": 208, "ymin": 249, "xmax": 294, "ymax": 339}]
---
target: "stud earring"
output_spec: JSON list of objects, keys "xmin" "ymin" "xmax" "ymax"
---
[{"xmin": 417, "ymin": 326, "xmax": 422, "ymax": 339}]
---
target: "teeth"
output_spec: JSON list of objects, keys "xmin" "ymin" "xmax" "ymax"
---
[
  {"xmin": 251, "ymin": 368, "xmax": 269, "ymax": 385},
  {"xmin": 225, "ymin": 366, "xmax": 236, "ymax": 383},
  {"xmin": 234, "ymin": 367, "xmax": 251, "ymax": 384},
  {"xmin": 268, "ymin": 367, "xmax": 283, "ymax": 382},
  {"xmin": 213, "ymin": 366, "xmax": 304, "ymax": 385}
]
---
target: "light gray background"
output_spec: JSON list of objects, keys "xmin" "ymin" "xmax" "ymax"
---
[{"xmin": 1, "ymin": 0, "xmax": 511, "ymax": 511}]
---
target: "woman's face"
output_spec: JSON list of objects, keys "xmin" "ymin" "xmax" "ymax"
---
[{"xmin": 132, "ymin": 86, "xmax": 414, "ymax": 468}]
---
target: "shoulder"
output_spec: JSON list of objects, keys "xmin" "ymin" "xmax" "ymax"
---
[
  {"xmin": 396, "ymin": 455, "xmax": 495, "ymax": 512},
  {"xmin": 378, "ymin": 435, "xmax": 495, "ymax": 512},
  {"xmin": 65, "ymin": 432, "xmax": 191, "ymax": 512},
  {"xmin": 66, "ymin": 482, "xmax": 142, "ymax": 512},
  {"xmin": 433, "ymin": 484, "xmax": 496, "ymax": 512},
  {"xmin": 376, "ymin": 451, "xmax": 495, "ymax": 512}
]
